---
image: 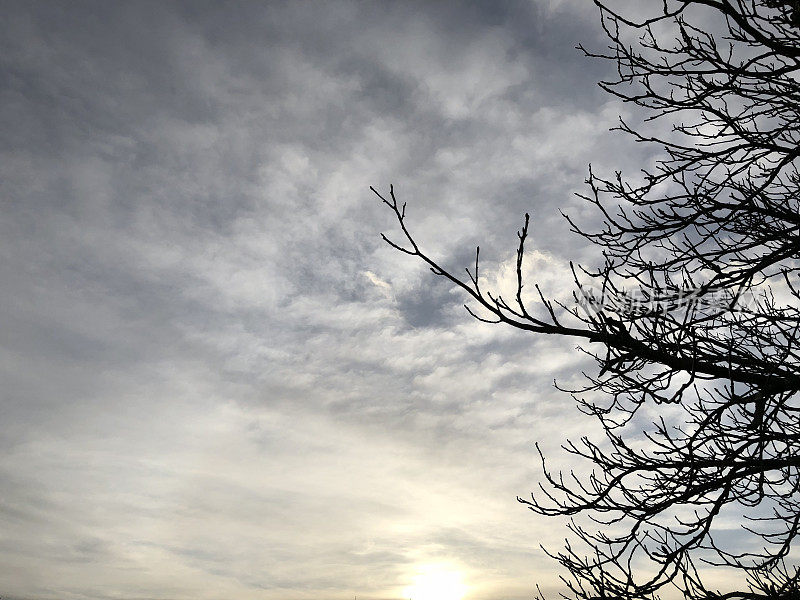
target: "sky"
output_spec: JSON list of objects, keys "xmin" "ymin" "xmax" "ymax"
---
[{"xmin": 0, "ymin": 1, "xmax": 676, "ymax": 599}]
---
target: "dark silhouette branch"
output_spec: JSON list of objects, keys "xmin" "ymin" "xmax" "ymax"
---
[{"xmin": 375, "ymin": 1, "xmax": 800, "ymax": 599}]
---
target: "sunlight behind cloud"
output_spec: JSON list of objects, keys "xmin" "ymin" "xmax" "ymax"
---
[{"xmin": 403, "ymin": 567, "xmax": 468, "ymax": 600}]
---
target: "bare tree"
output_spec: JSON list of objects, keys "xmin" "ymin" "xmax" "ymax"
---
[{"xmin": 374, "ymin": 2, "xmax": 800, "ymax": 599}]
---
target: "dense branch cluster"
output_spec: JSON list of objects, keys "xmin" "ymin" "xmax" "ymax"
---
[{"xmin": 375, "ymin": 2, "xmax": 800, "ymax": 599}]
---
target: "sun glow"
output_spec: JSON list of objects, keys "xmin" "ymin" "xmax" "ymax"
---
[{"xmin": 403, "ymin": 568, "xmax": 468, "ymax": 600}]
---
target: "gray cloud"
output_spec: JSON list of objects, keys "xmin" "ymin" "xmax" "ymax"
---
[{"xmin": 0, "ymin": 1, "xmax": 647, "ymax": 599}]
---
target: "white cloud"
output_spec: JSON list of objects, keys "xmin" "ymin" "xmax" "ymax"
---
[{"xmin": 0, "ymin": 2, "xmax": 639, "ymax": 599}]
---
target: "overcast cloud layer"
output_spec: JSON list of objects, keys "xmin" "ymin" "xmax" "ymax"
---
[{"xmin": 0, "ymin": 1, "xmax": 663, "ymax": 599}]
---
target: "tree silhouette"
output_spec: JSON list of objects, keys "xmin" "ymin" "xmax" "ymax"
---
[{"xmin": 374, "ymin": 2, "xmax": 800, "ymax": 599}]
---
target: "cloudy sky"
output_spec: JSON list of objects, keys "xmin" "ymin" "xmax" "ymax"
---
[{"xmin": 0, "ymin": 1, "xmax": 664, "ymax": 599}]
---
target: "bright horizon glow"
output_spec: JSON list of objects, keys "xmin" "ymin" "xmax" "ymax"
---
[{"xmin": 403, "ymin": 568, "xmax": 468, "ymax": 600}]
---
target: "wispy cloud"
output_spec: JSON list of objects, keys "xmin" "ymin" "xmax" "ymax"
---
[{"xmin": 0, "ymin": 1, "xmax": 637, "ymax": 599}]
